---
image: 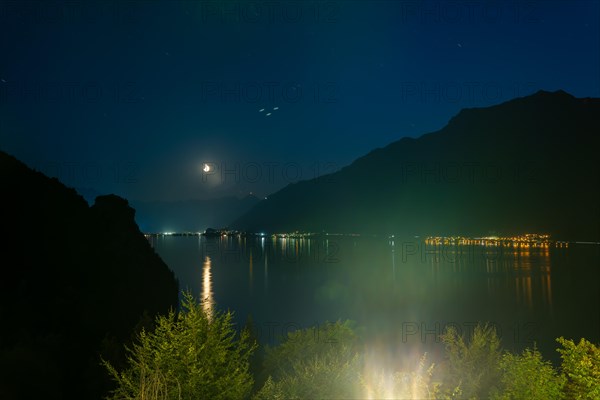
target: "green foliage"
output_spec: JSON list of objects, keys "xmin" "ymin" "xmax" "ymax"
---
[
  {"xmin": 493, "ymin": 346, "xmax": 565, "ymax": 400},
  {"xmin": 440, "ymin": 323, "xmax": 502, "ymax": 399},
  {"xmin": 103, "ymin": 291, "xmax": 256, "ymax": 400},
  {"xmin": 556, "ymin": 337, "xmax": 600, "ymax": 400},
  {"xmin": 254, "ymin": 320, "xmax": 363, "ymax": 399},
  {"xmin": 103, "ymin": 304, "xmax": 600, "ymax": 400}
]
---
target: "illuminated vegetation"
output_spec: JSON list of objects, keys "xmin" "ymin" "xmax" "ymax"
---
[
  {"xmin": 104, "ymin": 295, "xmax": 599, "ymax": 400},
  {"xmin": 254, "ymin": 321, "xmax": 363, "ymax": 399},
  {"xmin": 493, "ymin": 346, "xmax": 565, "ymax": 399},
  {"xmin": 440, "ymin": 323, "xmax": 502, "ymax": 398},
  {"xmin": 103, "ymin": 292, "xmax": 256, "ymax": 400},
  {"xmin": 556, "ymin": 337, "xmax": 600, "ymax": 400}
]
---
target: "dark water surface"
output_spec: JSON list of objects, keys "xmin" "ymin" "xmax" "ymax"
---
[{"xmin": 149, "ymin": 235, "xmax": 599, "ymax": 365}]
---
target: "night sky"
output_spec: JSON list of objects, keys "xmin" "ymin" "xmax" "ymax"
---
[{"xmin": 1, "ymin": 1, "xmax": 598, "ymax": 201}]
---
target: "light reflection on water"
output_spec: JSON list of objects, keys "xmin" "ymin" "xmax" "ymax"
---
[
  {"xmin": 149, "ymin": 235, "xmax": 599, "ymax": 363},
  {"xmin": 424, "ymin": 242, "xmax": 553, "ymax": 310},
  {"xmin": 201, "ymin": 256, "xmax": 214, "ymax": 320}
]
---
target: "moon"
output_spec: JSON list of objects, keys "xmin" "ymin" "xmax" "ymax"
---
[{"xmin": 203, "ymin": 164, "xmax": 211, "ymax": 172}]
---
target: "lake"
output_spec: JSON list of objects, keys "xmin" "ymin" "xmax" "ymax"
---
[{"xmin": 149, "ymin": 235, "xmax": 599, "ymax": 365}]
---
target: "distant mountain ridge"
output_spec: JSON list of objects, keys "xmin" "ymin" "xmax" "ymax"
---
[
  {"xmin": 132, "ymin": 195, "xmax": 260, "ymax": 233},
  {"xmin": 233, "ymin": 90, "xmax": 600, "ymax": 240}
]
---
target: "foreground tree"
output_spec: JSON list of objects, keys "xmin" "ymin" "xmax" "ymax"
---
[
  {"xmin": 556, "ymin": 337, "xmax": 600, "ymax": 400},
  {"xmin": 493, "ymin": 346, "xmax": 565, "ymax": 399},
  {"xmin": 103, "ymin": 292, "xmax": 255, "ymax": 400},
  {"xmin": 254, "ymin": 320, "xmax": 363, "ymax": 399},
  {"xmin": 440, "ymin": 323, "xmax": 502, "ymax": 399}
]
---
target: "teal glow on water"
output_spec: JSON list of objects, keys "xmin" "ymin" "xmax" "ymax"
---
[{"xmin": 149, "ymin": 235, "xmax": 599, "ymax": 364}]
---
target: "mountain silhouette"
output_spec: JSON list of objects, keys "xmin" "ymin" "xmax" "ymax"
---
[
  {"xmin": 0, "ymin": 151, "xmax": 179, "ymax": 399},
  {"xmin": 233, "ymin": 90, "xmax": 600, "ymax": 240},
  {"xmin": 132, "ymin": 194, "xmax": 260, "ymax": 233}
]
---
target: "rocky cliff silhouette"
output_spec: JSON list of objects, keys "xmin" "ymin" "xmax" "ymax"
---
[{"xmin": 0, "ymin": 151, "xmax": 179, "ymax": 399}]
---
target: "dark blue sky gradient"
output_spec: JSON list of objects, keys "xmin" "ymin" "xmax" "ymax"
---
[{"xmin": 1, "ymin": 0, "xmax": 598, "ymax": 200}]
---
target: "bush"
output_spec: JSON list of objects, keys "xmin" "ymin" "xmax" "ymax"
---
[
  {"xmin": 103, "ymin": 292, "xmax": 256, "ymax": 400},
  {"xmin": 440, "ymin": 323, "xmax": 502, "ymax": 399},
  {"xmin": 493, "ymin": 346, "xmax": 565, "ymax": 399},
  {"xmin": 254, "ymin": 320, "xmax": 363, "ymax": 399},
  {"xmin": 556, "ymin": 337, "xmax": 600, "ymax": 400}
]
